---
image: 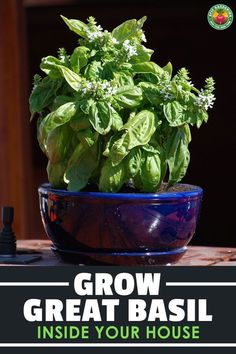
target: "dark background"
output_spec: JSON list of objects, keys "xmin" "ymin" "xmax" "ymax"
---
[{"xmin": 25, "ymin": 0, "xmax": 236, "ymax": 246}]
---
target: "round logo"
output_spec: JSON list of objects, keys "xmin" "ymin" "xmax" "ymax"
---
[{"xmin": 207, "ymin": 4, "xmax": 234, "ymax": 30}]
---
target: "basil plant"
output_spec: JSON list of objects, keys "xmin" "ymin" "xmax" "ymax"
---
[{"xmin": 30, "ymin": 16, "xmax": 215, "ymax": 193}]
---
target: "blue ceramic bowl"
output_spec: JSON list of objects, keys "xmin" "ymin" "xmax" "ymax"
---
[{"xmin": 38, "ymin": 183, "xmax": 203, "ymax": 265}]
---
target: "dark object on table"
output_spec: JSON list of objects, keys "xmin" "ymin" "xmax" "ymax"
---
[
  {"xmin": 0, "ymin": 206, "xmax": 16, "ymax": 256},
  {"xmin": 0, "ymin": 206, "xmax": 42, "ymax": 264}
]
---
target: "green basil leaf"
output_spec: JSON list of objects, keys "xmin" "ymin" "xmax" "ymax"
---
[
  {"xmin": 132, "ymin": 172, "xmax": 143, "ymax": 191},
  {"xmin": 196, "ymin": 109, "xmax": 208, "ymax": 128},
  {"xmin": 113, "ymin": 72, "xmax": 134, "ymax": 87},
  {"xmin": 140, "ymin": 150, "xmax": 161, "ymax": 192},
  {"xmin": 159, "ymin": 146, "xmax": 168, "ymax": 183},
  {"xmin": 57, "ymin": 65, "xmax": 81, "ymax": 91},
  {"xmin": 76, "ymin": 129, "xmax": 98, "ymax": 148},
  {"xmin": 61, "ymin": 15, "xmax": 88, "ymax": 38},
  {"xmin": 70, "ymin": 46, "xmax": 89, "ymax": 73},
  {"xmin": 70, "ymin": 113, "xmax": 90, "ymax": 132},
  {"xmin": 165, "ymin": 127, "xmax": 190, "ymax": 186},
  {"xmin": 38, "ymin": 102, "xmax": 77, "ymax": 149},
  {"xmin": 163, "ymin": 101, "xmax": 186, "ymax": 126},
  {"xmin": 183, "ymin": 124, "xmax": 192, "ymax": 144},
  {"xmin": 40, "ymin": 56, "xmax": 62, "ymax": 78},
  {"xmin": 40, "ymin": 56, "xmax": 81, "ymax": 91},
  {"xmin": 50, "ymin": 95, "xmax": 72, "ymax": 111},
  {"xmin": 78, "ymin": 98, "xmax": 93, "ymax": 114},
  {"xmin": 112, "ymin": 19, "xmax": 140, "ymax": 42},
  {"xmin": 132, "ymin": 62, "xmax": 164, "ymax": 77},
  {"xmin": 142, "ymin": 144, "xmax": 160, "ymax": 154},
  {"xmin": 110, "ymin": 106, "xmax": 123, "ymax": 131},
  {"xmin": 89, "ymin": 101, "xmax": 112, "ymax": 135},
  {"xmin": 171, "ymin": 82, "xmax": 187, "ymax": 101},
  {"xmin": 110, "ymin": 110, "xmax": 156, "ymax": 165},
  {"xmin": 65, "ymin": 142, "xmax": 100, "ymax": 191},
  {"xmin": 45, "ymin": 124, "xmax": 72, "ymax": 163},
  {"xmin": 84, "ymin": 61, "xmax": 103, "ymax": 80},
  {"xmin": 102, "ymin": 132, "xmax": 124, "ymax": 157},
  {"xmin": 114, "ymin": 85, "xmax": 142, "ymax": 108},
  {"xmin": 138, "ymin": 82, "xmax": 162, "ymax": 105},
  {"xmin": 130, "ymin": 44, "xmax": 154, "ymax": 63},
  {"xmin": 125, "ymin": 147, "xmax": 142, "ymax": 178},
  {"xmin": 138, "ymin": 73, "xmax": 159, "ymax": 84},
  {"xmin": 99, "ymin": 159, "xmax": 126, "ymax": 192},
  {"xmin": 137, "ymin": 16, "xmax": 147, "ymax": 28},
  {"xmin": 109, "ymin": 133, "xmax": 128, "ymax": 165},
  {"xmin": 163, "ymin": 62, "xmax": 173, "ymax": 78},
  {"xmin": 111, "ymin": 16, "xmax": 146, "ymax": 42},
  {"xmin": 47, "ymin": 160, "xmax": 67, "ymax": 188},
  {"xmin": 29, "ymin": 77, "xmax": 62, "ymax": 114},
  {"xmin": 121, "ymin": 110, "xmax": 156, "ymax": 147}
]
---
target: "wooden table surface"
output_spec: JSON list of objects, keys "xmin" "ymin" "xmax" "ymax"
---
[{"xmin": 0, "ymin": 240, "xmax": 234, "ymax": 266}]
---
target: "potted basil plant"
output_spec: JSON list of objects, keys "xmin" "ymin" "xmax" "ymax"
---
[{"xmin": 30, "ymin": 15, "xmax": 216, "ymax": 265}]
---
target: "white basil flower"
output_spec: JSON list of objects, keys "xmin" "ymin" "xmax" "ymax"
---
[
  {"xmin": 195, "ymin": 90, "xmax": 216, "ymax": 110},
  {"xmin": 123, "ymin": 40, "xmax": 138, "ymax": 59}
]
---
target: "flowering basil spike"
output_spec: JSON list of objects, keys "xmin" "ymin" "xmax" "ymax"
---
[
  {"xmin": 195, "ymin": 78, "xmax": 216, "ymax": 111},
  {"xmin": 123, "ymin": 40, "xmax": 138, "ymax": 59}
]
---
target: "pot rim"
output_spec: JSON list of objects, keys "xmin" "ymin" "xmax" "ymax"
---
[{"xmin": 39, "ymin": 183, "xmax": 203, "ymax": 200}]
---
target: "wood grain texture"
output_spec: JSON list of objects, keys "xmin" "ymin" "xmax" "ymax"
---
[
  {"xmin": 1, "ymin": 241, "xmax": 235, "ymax": 266},
  {"xmin": 0, "ymin": 0, "xmax": 34, "ymax": 238},
  {"xmin": 24, "ymin": 0, "xmax": 77, "ymax": 6}
]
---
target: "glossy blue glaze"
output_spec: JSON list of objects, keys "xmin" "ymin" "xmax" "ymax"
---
[{"xmin": 38, "ymin": 183, "xmax": 203, "ymax": 265}]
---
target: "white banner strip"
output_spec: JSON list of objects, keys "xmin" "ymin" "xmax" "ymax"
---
[
  {"xmin": 0, "ymin": 282, "xmax": 69, "ymax": 286},
  {"xmin": 166, "ymin": 282, "xmax": 236, "ymax": 286}
]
